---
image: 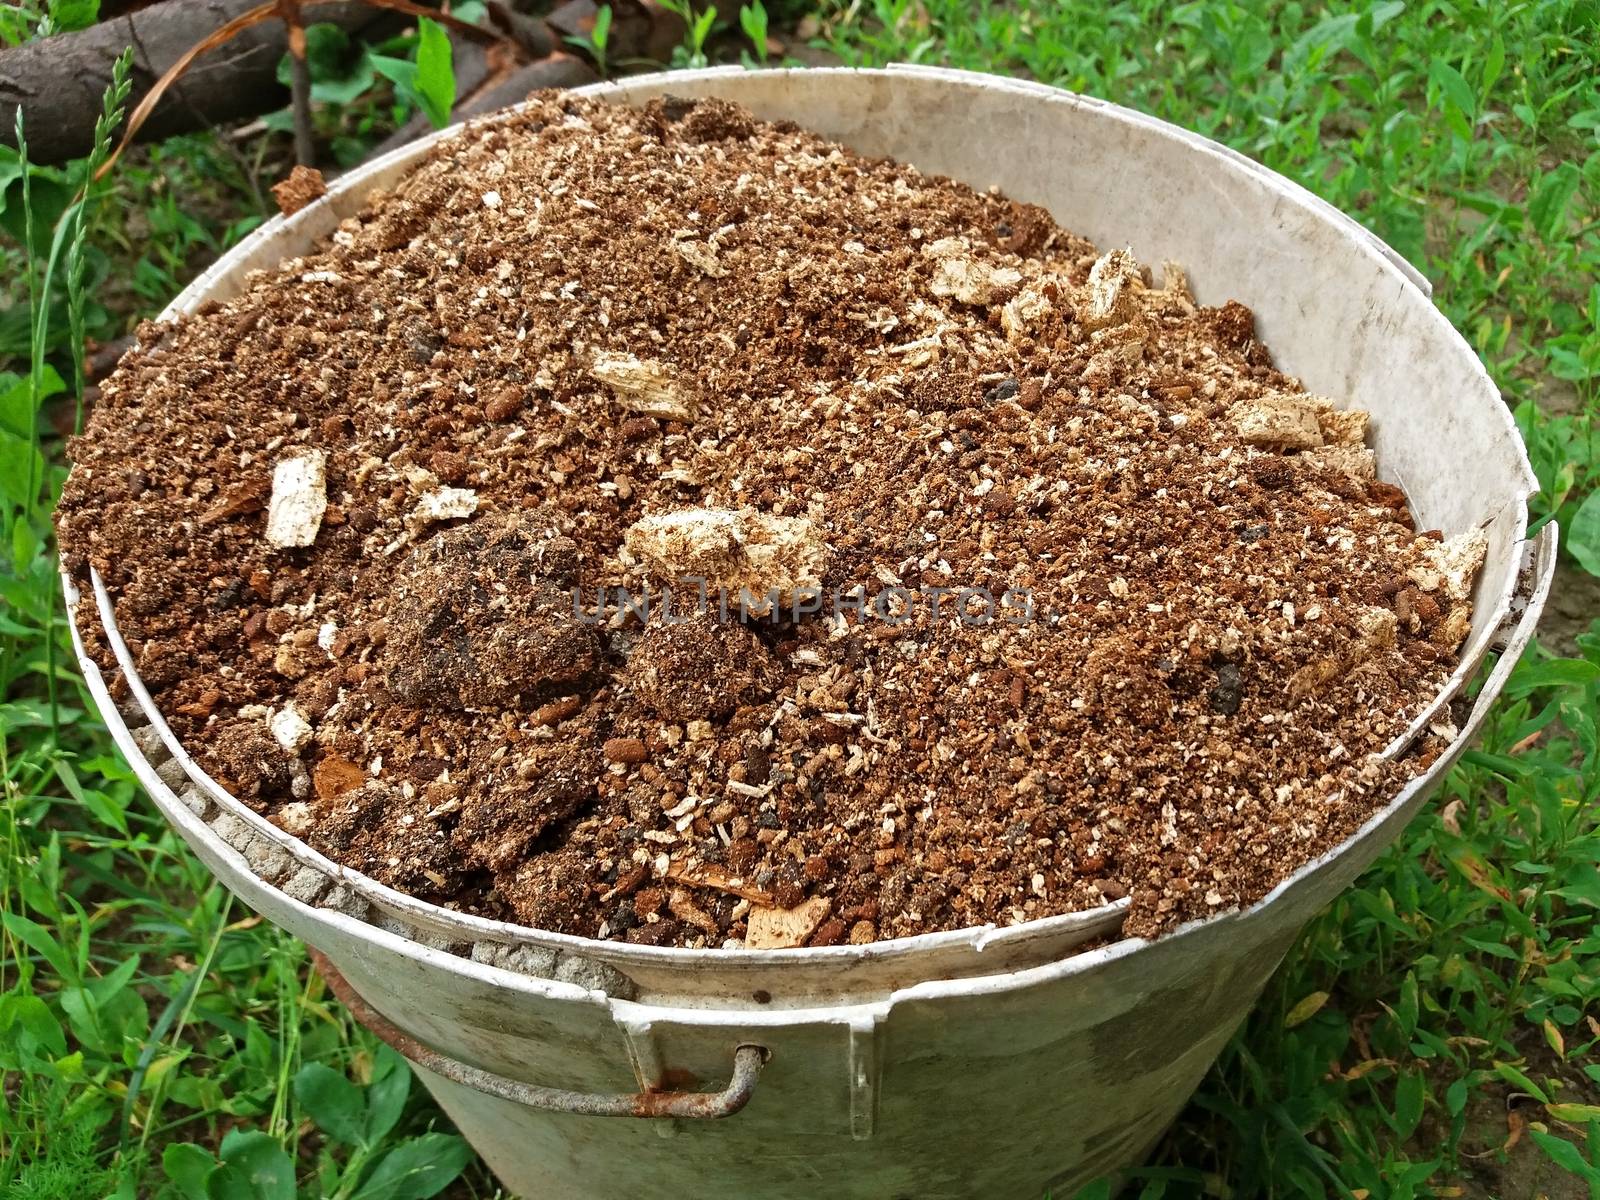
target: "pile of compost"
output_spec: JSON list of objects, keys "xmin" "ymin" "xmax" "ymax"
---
[{"xmin": 60, "ymin": 94, "xmax": 1483, "ymax": 947}]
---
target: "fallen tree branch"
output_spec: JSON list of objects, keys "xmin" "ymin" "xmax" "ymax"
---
[
  {"xmin": 0, "ymin": 0, "xmax": 381, "ymax": 164},
  {"xmin": 1, "ymin": 0, "xmax": 742, "ymax": 167},
  {"xmin": 96, "ymin": 0, "xmax": 509, "ymax": 173}
]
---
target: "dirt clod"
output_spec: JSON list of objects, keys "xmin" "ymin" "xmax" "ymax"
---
[
  {"xmin": 271, "ymin": 165, "xmax": 327, "ymax": 217},
  {"xmin": 624, "ymin": 617, "xmax": 777, "ymax": 721},
  {"xmin": 381, "ymin": 511, "xmax": 597, "ymax": 711}
]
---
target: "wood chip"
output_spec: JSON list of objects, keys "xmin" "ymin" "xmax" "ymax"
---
[
  {"xmin": 1228, "ymin": 393, "xmax": 1326, "ymax": 450},
  {"xmin": 744, "ymin": 896, "xmax": 832, "ymax": 949},
  {"xmin": 264, "ymin": 449, "xmax": 326, "ymax": 548},
  {"xmin": 623, "ymin": 505, "xmax": 827, "ymax": 611},
  {"xmin": 199, "ymin": 477, "xmax": 269, "ymax": 525},
  {"xmin": 665, "ymin": 860, "xmax": 774, "ymax": 905},
  {"xmin": 590, "ymin": 351, "xmax": 697, "ymax": 422}
]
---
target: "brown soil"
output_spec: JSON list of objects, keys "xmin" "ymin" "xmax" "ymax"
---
[
  {"xmin": 1542, "ymin": 560, "xmax": 1600, "ymax": 659},
  {"xmin": 59, "ymin": 94, "xmax": 1482, "ymax": 948},
  {"xmin": 1415, "ymin": 1037, "xmax": 1599, "ymax": 1200}
]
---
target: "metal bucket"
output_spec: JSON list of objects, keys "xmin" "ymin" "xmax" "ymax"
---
[{"xmin": 66, "ymin": 66, "xmax": 1554, "ymax": 1198}]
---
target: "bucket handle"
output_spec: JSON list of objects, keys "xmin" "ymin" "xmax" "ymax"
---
[{"xmin": 311, "ymin": 950, "xmax": 767, "ymax": 1118}]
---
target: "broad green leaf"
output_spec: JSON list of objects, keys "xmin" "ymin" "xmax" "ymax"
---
[
  {"xmin": 590, "ymin": 3, "xmax": 612, "ymax": 53},
  {"xmin": 295, "ymin": 1061, "xmax": 368, "ymax": 1146},
  {"xmin": 80, "ymin": 781, "xmax": 131, "ymax": 837},
  {"xmin": 3, "ymin": 912, "xmax": 79, "ymax": 984},
  {"xmin": 1494, "ymin": 1061, "xmax": 1549, "ymax": 1102},
  {"xmin": 291, "ymin": 23, "xmax": 351, "ymax": 81},
  {"xmin": 370, "ymin": 55, "xmax": 419, "ymax": 105},
  {"xmin": 1395, "ymin": 971, "xmax": 1419, "ymax": 1038},
  {"xmin": 211, "ymin": 1131, "xmax": 296, "ymax": 1200},
  {"xmin": 0, "ymin": 993, "xmax": 68, "ymax": 1056},
  {"xmin": 414, "ymin": 19, "xmax": 455, "ymax": 129},
  {"xmin": 48, "ymin": 0, "xmax": 99, "ymax": 30},
  {"xmin": 1428, "ymin": 60, "xmax": 1476, "ymax": 121},
  {"xmin": 1481, "ymin": 35, "xmax": 1505, "ymax": 99},
  {"xmin": 0, "ymin": 153, "xmax": 71, "ymax": 252},
  {"xmin": 0, "ymin": 363, "xmax": 64, "ymax": 440},
  {"xmin": 12, "ymin": 514, "xmax": 38, "ymax": 575},
  {"xmin": 1393, "ymin": 1070, "xmax": 1425, "ymax": 1140},
  {"xmin": 163, "ymin": 1143, "xmax": 218, "ymax": 1200},
  {"xmin": 364, "ymin": 1044, "xmax": 412, "ymax": 1143},
  {"xmin": 1530, "ymin": 1129, "xmax": 1600, "ymax": 1183},
  {"xmin": 1551, "ymin": 862, "xmax": 1600, "ymax": 908},
  {"xmin": 1391, "ymin": 1156, "xmax": 1441, "ymax": 1190},
  {"xmin": 351, "ymin": 1133, "xmax": 473, "ymax": 1200},
  {"xmin": 313, "ymin": 53, "xmax": 381, "ymax": 107},
  {"xmin": 277, "ymin": 25, "xmax": 381, "ymax": 106},
  {"xmin": 1568, "ymin": 490, "xmax": 1600, "ymax": 577},
  {"xmin": 692, "ymin": 6, "xmax": 716, "ymax": 44},
  {"xmin": 60, "ymin": 986, "xmax": 106, "ymax": 1052},
  {"xmin": 1529, "ymin": 162, "xmax": 1582, "ymax": 243},
  {"xmin": 1543, "ymin": 1019, "xmax": 1566, "ymax": 1059},
  {"xmin": 1546, "ymin": 1102, "xmax": 1600, "ymax": 1123},
  {"xmin": 1283, "ymin": 1, "xmax": 1402, "ymax": 70},
  {"xmin": 0, "ymin": 430, "xmax": 48, "ymax": 513},
  {"xmin": 1504, "ymin": 655, "xmax": 1600, "ymax": 694}
]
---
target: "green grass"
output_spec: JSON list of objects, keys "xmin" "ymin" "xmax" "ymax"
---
[{"xmin": 2, "ymin": 2, "xmax": 1599, "ymax": 1197}]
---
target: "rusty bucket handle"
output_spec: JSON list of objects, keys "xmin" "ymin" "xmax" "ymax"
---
[{"xmin": 311, "ymin": 950, "xmax": 767, "ymax": 1119}]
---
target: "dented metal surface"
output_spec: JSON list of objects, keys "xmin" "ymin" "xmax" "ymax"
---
[{"xmin": 65, "ymin": 67, "xmax": 1553, "ymax": 1198}]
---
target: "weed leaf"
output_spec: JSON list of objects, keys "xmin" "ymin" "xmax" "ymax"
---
[
  {"xmin": 295, "ymin": 1061, "xmax": 368, "ymax": 1146},
  {"xmin": 1284, "ymin": 2, "xmax": 1402, "ymax": 72},
  {"xmin": 1283, "ymin": 991, "xmax": 1329, "ymax": 1028},
  {"xmin": 162, "ymin": 1143, "xmax": 218, "ymax": 1200},
  {"xmin": 1428, "ymin": 60, "xmax": 1476, "ymax": 122},
  {"xmin": 1494, "ymin": 1061, "xmax": 1550, "ymax": 1103},
  {"xmin": 0, "ymin": 364, "xmax": 63, "ymax": 441},
  {"xmin": 1530, "ymin": 1129, "xmax": 1600, "ymax": 1186},
  {"xmin": 364, "ymin": 1044, "xmax": 412, "ymax": 1143},
  {"xmin": 0, "ymin": 993, "xmax": 68, "ymax": 1057},
  {"xmin": 3, "ymin": 912, "xmax": 79, "ymax": 985},
  {"xmin": 1530, "ymin": 162, "xmax": 1583, "ymax": 243},
  {"xmin": 1503, "ymin": 655, "xmax": 1600, "ymax": 693},
  {"xmin": 414, "ymin": 19, "xmax": 455, "ymax": 129},
  {"xmin": 1568, "ymin": 490, "xmax": 1600, "ymax": 577},
  {"xmin": 211, "ymin": 1130, "xmax": 296, "ymax": 1200},
  {"xmin": 48, "ymin": 0, "xmax": 99, "ymax": 30},
  {"xmin": 351, "ymin": 1132, "xmax": 473, "ymax": 1200},
  {"xmin": 1393, "ymin": 1070, "xmax": 1426, "ymax": 1140},
  {"xmin": 1546, "ymin": 1103, "xmax": 1600, "ymax": 1123}
]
